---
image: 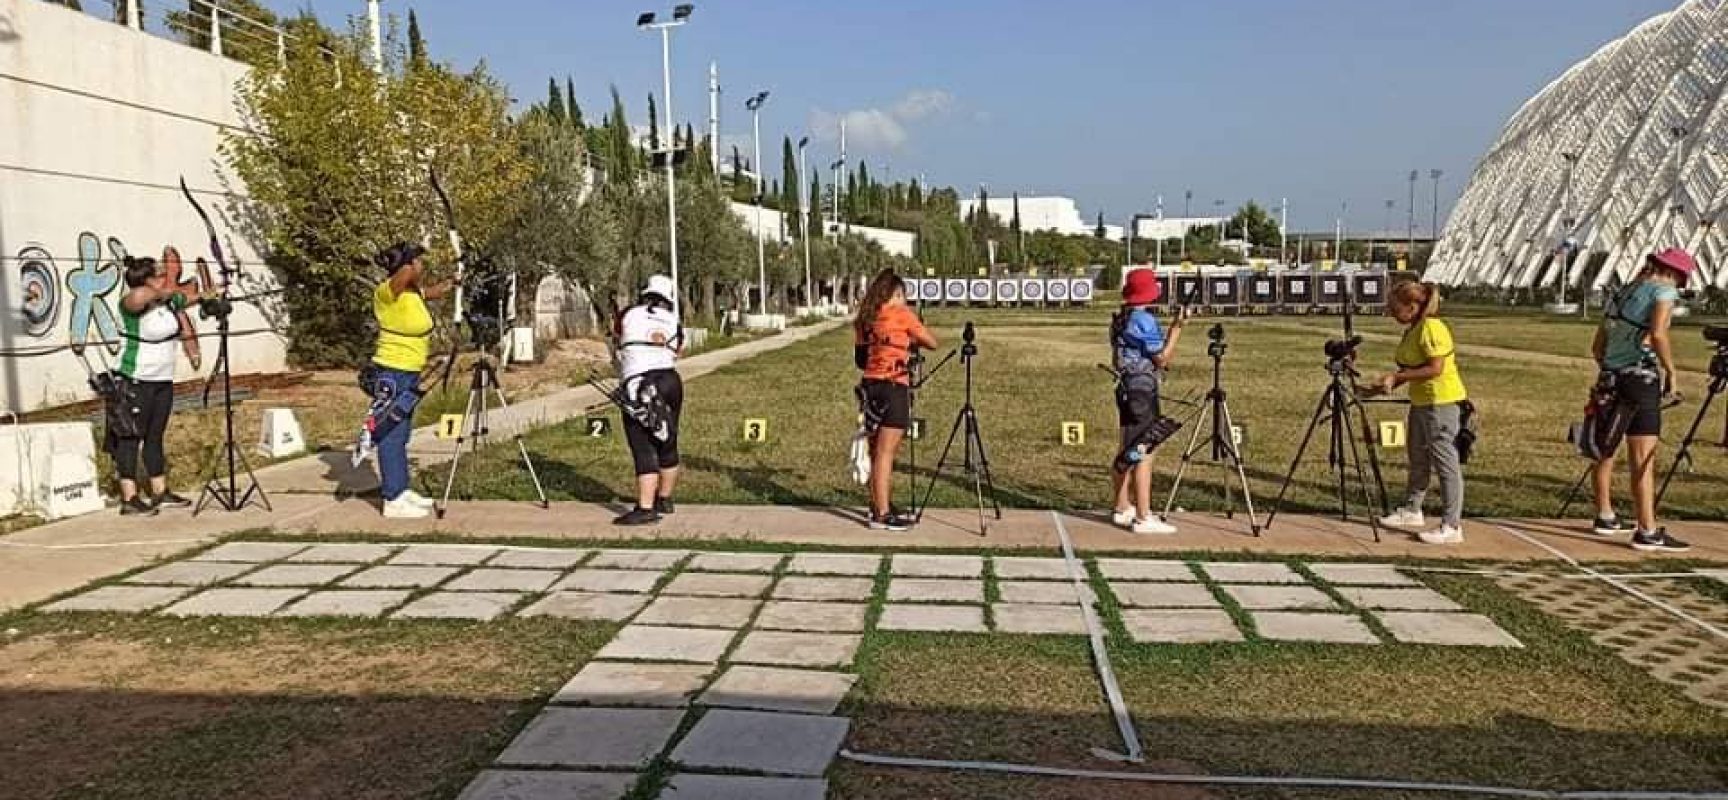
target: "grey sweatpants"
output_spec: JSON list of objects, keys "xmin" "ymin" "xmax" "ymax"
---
[{"xmin": 1405, "ymin": 403, "xmax": 1464, "ymax": 528}]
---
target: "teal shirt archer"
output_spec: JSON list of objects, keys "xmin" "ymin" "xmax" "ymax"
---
[{"xmin": 1601, "ymin": 281, "xmax": 1678, "ymax": 370}]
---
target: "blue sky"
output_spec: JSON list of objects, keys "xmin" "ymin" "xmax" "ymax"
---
[{"xmin": 281, "ymin": 0, "xmax": 1674, "ymax": 232}]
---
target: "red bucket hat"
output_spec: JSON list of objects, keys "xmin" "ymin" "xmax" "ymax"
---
[
  {"xmin": 1648, "ymin": 247, "xmax": 1697, "ymax": 288},
  {"xmin": 1123, "ymin": 269, "xmax": 1161, "ymax": 305}
]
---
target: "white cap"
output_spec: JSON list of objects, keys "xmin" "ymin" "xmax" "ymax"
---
[{"xmin": 645, "ymin": 274, "xmax": 677, "ymax": 303}]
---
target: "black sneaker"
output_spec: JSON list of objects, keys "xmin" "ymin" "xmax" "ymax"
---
[
  {"xmin": 868, "ymin": 512, "xmax": 914, "ymax": 531},
  {"xmin": 1591, "ymin": 516, "xmax": 1625, "ymax": 536},
  {"xmin": 153, "ymin": 491, "xmax": 193, "ymax": 509},
  {"xmin": 1631, "ymin": 528, "xmax": 1691, "ymax": 553},
  {"xmin": 612, "ymin": 507, "xmax": 661, "ymax": 526},
  {"xmin": 119, "ymin": 497, "xmax": 158, "ymax": 516},
  {"xmin": 654, "ymin": 497, "xmax": 675, "ymax": 515}
]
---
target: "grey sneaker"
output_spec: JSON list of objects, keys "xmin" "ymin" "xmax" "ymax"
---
[{"xmin": 1631, "ymin": 528, "xmax": 1690, "ymax": 553}]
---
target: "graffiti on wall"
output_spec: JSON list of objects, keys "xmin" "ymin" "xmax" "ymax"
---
[{"xmin": 12, "ymin": 234, "xmax": 216, "ymax": 355}]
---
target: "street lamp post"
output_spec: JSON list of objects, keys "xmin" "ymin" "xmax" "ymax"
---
[
  {"xmin": 1181, "ymin": 189, "xmax": 1192, "ymax": 259},
  {"xmin": 1335, "ymin": 201, "xmax": 1346, "ymax": 267},
  {"xmin": 637, "ymin": 4, "xmax": 695, "ymax": 315},
  {"xmin": 798, "ymin": 136, "xmax": 813, "ymax": 308},
  {"xmin": 1406, "ymin": 169, "xmax": 1418, "ymax": 260},
  {"xmin": 1381, "ymin": 200, "xmax": 1394, "ymax": 267},
  {"xmin": 1429, "ymin": 169, "xmax": 1443, "ymax": 259},
  {"xmin": 745, "ymin": 90, "xmax": 770, "ymax": 314}
]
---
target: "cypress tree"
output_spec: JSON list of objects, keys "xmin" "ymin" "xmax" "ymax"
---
[
  {"xmin": 407, "ymin": 10, "xmax": 427, "ymax": 69},
  {"xmin": 647, "ymin": 93, "xmax": 659, "ymax": 151},
  {"xmin": 566, "ymin": 77, "xmax": 584, "ymax": 129},
  {"xmin": 547, "ymin": 77, "xmax": 566, "ymax": 122},
  {"xmin": 780, "ymin": 136, "xmax": 798, "ymax": 220}
]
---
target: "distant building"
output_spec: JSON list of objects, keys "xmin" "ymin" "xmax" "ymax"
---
[
  {"xmin": 1132, "ymin": 216, "xmax": 1229, "ymax": 241},
  {"xmin": 959, "ymin": 195, "xmax": 1122, "ymax": 240}
]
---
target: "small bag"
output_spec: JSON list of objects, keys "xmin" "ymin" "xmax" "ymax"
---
[
  {"xmin": 1455, "ymin": 400, "xmax": 1480, "ymax": 464},
  {"xmin": 1570, "ymin": 372, "xmax": 1630, "ymax": 461},
  {"xmin": 357, "ymin": 363, "xmax": 382, "ymax": 397},
  {"xmin": 848, "ymin": 426, "xmax": 871, "ymax": 485}
]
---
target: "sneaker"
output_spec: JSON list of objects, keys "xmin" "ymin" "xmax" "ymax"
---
[
  {"xmin": 654, "ymin": 497, "xmax": 675, "ymax": 515},
  {"xmin": 1417, "ymin": 525, "xmax": 1464, "ymax": 545},
  {"xmin": 868, "ymin": 512, "xmax": 915, "ymax": 531},
  {"xmin": 350, "ymin": 428, "xmax": 375, "ymax": 469},
  {"xmin": 119, "ymin": 496, "xmax": 158, "ymax": 516},
  {"xmin": 1111, "ymin": 507, "xmax": 1136, "ymax": 527},
  {"xmin": 613, "ymin": 507, "xmax": 661, "ymax": 526},
  {"xmin": 1378, "ymin": 507, "xmax": 1426, "ymax": 528},
  {"xmin": 383, "ymin": 497, "xmax": 430, "ymax": 519},
  {"xmin": 152, "ymin": 491, "xmax": 193, "ymax": 509},
  {"xmin": 1591, "ymin": 515, "xmax": 1626, "ymax": 536},
  {"xmin": 398, "ymin": 489, "xmax": 436, "ymax": 510},
  {"xmin": 1131, "ymin": 516, "xmax": 1178, "ymax": 535},
  {"xmin": 1631, "ymin": 527, "xmax": 1691, "ymax": 553}
]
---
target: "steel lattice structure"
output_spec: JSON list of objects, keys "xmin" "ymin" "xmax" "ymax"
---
[{"xmin": 1429, "ymin": 0, "xmax": 1728, "ymax": 291}]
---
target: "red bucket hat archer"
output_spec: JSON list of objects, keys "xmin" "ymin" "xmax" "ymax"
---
[
  {"xmin": 1648, "ymin": 247, "xmax": 1698, "ymax": 288},
  {"xmin": 1123, "ymin": 269, "xmax": 1161, "ymax": 305}
]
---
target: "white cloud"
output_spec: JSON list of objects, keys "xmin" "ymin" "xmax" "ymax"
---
[
  {"xmin": 809, "ymin": 88, "xmax": 955, "ymax": 152},
  {"xmin": 893, "ymin": 89, "xmax": 954, "ymax": 121}
]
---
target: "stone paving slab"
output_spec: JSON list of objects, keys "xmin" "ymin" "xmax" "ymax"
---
[
  {"xmin": 669, "ymin": 709, "xmax": 850, "ymax": 777},
  {"xmin": 597, "ymin": 625, "xmax": 737, "ymax": 663},
  {"xmin": 231, "ymin": 564, "xmax": 360, "ymax": 587},
  {"xmin": 1110, "ymin": 581, "xmax": 1220, "ymax": 608},
  {"xmin": 1222, "ymin": 584, "xmax": 1337, "ymax": 610},
  {"xmin": 877, "ymin": 604, "xmax": 988, "ymax": 633},
  {"xmin": 1336, "ymin": 586, "xmax": 1464, "ymax": 612},
  {"xmin": 997, "ymin": 580, "xmax": 1096, "ymax": 606},
  {"xmin": 731, "ymin": 631, "xmax": 861, "ymax": 667},
  {"xmin": 123, "ymin": 560, "xmax": 256, "ymax": 586},
  {"xmin": 1378, "ymin": 611, "xmax": 1523, "ymax": 647},
  {"xmin": 754, "ymin": 601, "xmax": 867, "ymax": 632},
  {"xmin": 991, "ymin": 557, "xmax": 1074, "ymax": 580},
  {"xmin": 286, "ymin": 543, "xmax": 401, "ymax": 564},
  {"xmin": 497, "ymin": 707, "xmax": 684, "ymax": 768},
  {"xmin": 44, "ymin": 585, "xmax": 192, "ymax": 613},
  {"xmin": 1096, "ymin": 559, "xmax": 1199, "ymax": 582},
  {"xmin": 446, "ymin": 568, "xmax": 563, "ymax": 593},
  {"xmin": 993, "ymin": 603, "xmax": 1088, "ymax": 634},
  {"xmin": 276, "ymin": 590, "xmax": 411, "ymax": 618},
  {"xmin": 886, "ymin": 578, "xmax": 983, "ymax": 603},
  {"xmin": 1120, "ymin": 609, "xmax": 1244, "ymax": 643},
  {"xmin": 387, "ymin": 545, "xmax": 500, "ymax": 566},
  {"xmin": 392, "ymin": 591, "xmax": 520, "ymax": 621},
  {"xmin": 786, "ymin": 553, "xmax": 882, "ymax": 576},
  {"xmin": 191, "ymin": 542, "xmax": 309, "ymax": 562},
  {"xmin": 554, "ymin": 569, "xmax": 664, "ymax": 594},
  {"xmin": 519, "ymin": 592, "xmax": 649, "ymax": 622},
  {"xmin": 635, "ymin": 596, "xmax": 761, "ymax": 628},
  {"xmin": 1306, "ymin": 563, "xmax": 1421, "ymax": 586},
  {"xmin": 687, "ymin": 552, "xmax": 785, "ymax": 573},
  {"xmin": 1252, "ymin": 611, "xmax": 1380, "ymax": 644},
  {"xmin": 485, "ymin": 548, "xmax": 592, "ymax": 569},
  {"xmin": 585, "ymin": 549, "xmax": 688, "ymax": 570},
  {"xmin": 341, "ymin": 565, "xmax": 460, "ymax": 589},
  {"xmin": 772, "ymin": 576, "xmax": 875, "ymax": 601},
  {"xmin": 1202, "ymin": 562, "xmax": 1307, "ymax": 584},
  {"xmin": 458, "ymin": 770, "xmax": 634, "ymax": 800},
  {"xmin": 553, "ymin": 662, "xmax": 712, "ymax": 707},
  {"xmin": 699, "ymin": 665, "xmax": 858, "ymax": 715},
  {"xmin": 662, "ymin": 572, "xmax": 773, "ymax": 598},
  {"xmin": 660, "ymin": 774, "xmax": 826, "ymax": 800},
  {"xmin": 892, "ymin": 554, "xmax": 984, "ymax": 577},
  {"xmin": 163, "ymin": 587, "xmax": 306, "ymax": 617}
]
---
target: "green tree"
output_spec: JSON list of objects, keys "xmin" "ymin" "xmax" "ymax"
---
[
  {"xmin": 1227, "ymin": 201, "xmax": 1282, "ymax": 248},
  {"xmin": 1095, "ymin": 211, "xmax": 1106, "ymax": 239},
  {"xmin": 565, "ymin": 77, "xmax": 584, "ymax": 129},
  {"xmin": 602, "ymin": 86, "xmax": 637, "ymax": 182},
  {"xmin": 407, "ymin": 9, "xmax": 426, "ymax": 69},
  {"xmin": 546, "ymin": 77, "xmax": 567, "ymax": 122},
  {"xmin": 646, "ymin": 92, "xmax": 659, "ymax": 151},
  {"xmin": 780, "ymin": 136, "xmax": 798, "ymax": 224}
]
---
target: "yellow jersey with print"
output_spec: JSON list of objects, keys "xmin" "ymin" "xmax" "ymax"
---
[
  {"xmin": 373, "ymin": 281, "xmax": 433, "ymax": 372},
  {"xmin": 1395, "ymin": 317, "xmax": 1466, "ymax": 407}
]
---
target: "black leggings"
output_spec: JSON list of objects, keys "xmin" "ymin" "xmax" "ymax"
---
[
  {"xmin": 624, "ymin": 369, "xmax": 684, "ymax": 476},
  {"xmin": 113, "ymin": 380, "xmax": 174, "ymax": 481}
]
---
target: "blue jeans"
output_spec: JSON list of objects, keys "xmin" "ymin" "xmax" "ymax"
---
[{"xmin": 368, "ymin": 367, "xmax": 420, "ymax": 501}]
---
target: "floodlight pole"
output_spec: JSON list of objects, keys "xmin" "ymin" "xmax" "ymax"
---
[
  {"xmin": 1279, "ymin": 197, "xmax": 1288, "ymax": 265},
  {"xmin": 1429, "ymin": 168, "xmax": 1443, "ymax": 266},
  {"xmin": 640, "ymin": 7, "xmax": 691, "ymax": 315},
  {"xmin": 798, "ymin": 136, "xmax": 813, "ymax": 306},
  {"xmin": 747, "ymin": 91, "xmax": 770, "ymax": 313},
  {"xmin": 1335, "ymin": 201, "xmax": 1346, "ymax": 265},
  {"xmin": 1407, "ymin": 169, "xmax": 1418, "ymax": 260}
]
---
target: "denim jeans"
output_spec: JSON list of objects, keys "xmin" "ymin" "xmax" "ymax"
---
[{"xmin": 368, "ymin": 367, "xmax": 420, "ymax": 501}]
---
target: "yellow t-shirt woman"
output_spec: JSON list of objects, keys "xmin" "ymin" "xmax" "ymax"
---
[
  {"xmin": 373, "ymin": 280, "xmax": 434, "ymax": 372},
  {"xmin": 1394, "ymin": 317, "xmax": 1467, "ymax": 407}
]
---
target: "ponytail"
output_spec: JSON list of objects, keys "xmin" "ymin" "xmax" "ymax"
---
[{"xmin": 855, "ymin": 269, "xmax": 903, "ymax": 340}]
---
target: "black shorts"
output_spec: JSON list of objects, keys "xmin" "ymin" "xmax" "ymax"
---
[
  {"xmin": 1617, "ymin": 369, "xmax": 1663, "ymax": 437},
  {"xmin": 623, "ymin": 369, "xmax": 683, "ymax": 475},
  {"xmin": 861, "ymin": 380, "xmax": 912, "ymax": 430},
  {"xmin": 1115, "ymin": 382, "xmax": 1161, "ymax": 430}
]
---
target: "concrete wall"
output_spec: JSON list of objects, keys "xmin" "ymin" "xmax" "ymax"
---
[
  {"xmin": 0, "ymin": 0, "xmax": 286, "ymax": 414},
  {"xmin": 727, "ymin": 202, "xmax": 918, "ymax": 258}
]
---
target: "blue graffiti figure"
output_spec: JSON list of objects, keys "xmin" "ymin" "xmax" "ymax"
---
[{"xmin": 65, "ymin": 232, "xmax": 123, "ymax": 355}]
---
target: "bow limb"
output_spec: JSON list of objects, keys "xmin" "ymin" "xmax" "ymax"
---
[{"xmin": 429, "ymin": 169, "xmax": 467, "ymax": 395}]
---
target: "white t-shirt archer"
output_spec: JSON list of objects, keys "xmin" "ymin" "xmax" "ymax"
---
[{"xmin": 618, "ymin": 304, "xmax": 681, "ymax": 379}]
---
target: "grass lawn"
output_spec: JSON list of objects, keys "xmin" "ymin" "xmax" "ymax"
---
[{"xmin": 437, "ymin": 305, "xmax": 1728, "ymax": 520}]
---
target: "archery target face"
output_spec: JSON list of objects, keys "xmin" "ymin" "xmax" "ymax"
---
[
  {"xmin": 919, "ymin": 279, "xmax": 942, "ymax": 302},
  {"xmin": 1318, "ymin": 275, "xmax": 1348, "ymax": 304},
  {"xmin": 944, "ymin": 279, "xmax": 967, "ymax": 302},
  {"xmin": 1282, "ymin": 274, "xmax": 1313, "ymax": 304},
  {"xmin": 996, "ymin": 279, "xmax": 1020, "ymax": 303},
  {"xmin": 1048, "ymin": 279, "xmax": 1070, "ymax": 301},
  {"xmin": 1206, "ymin": 275, "xmax": 1240, "ymax": 304},
  {"xmin": 1070, "ymin": 278, "xmax": 1094, "ymax": 303},
  {"xmin": 1173, "ymin": 274, "xmax": 1203, "ymax": 305},
  {"xmin": 1249, "ymin": 276, "xmax": 1277, "ymax": 303},
  {"xmin": 969, "ymin": 279, "xmax": 992, "ymax": 302},
  {"xmin": 17, "ymin": 247, "xmax": 59, "ymax": 337},
  {"xmin": 1354, "ymin": 273, "xmax": 1385, "ymax": 304},
  {"xmin": 1022, "ymin": 278, "xmax": 1046, "ymax": 301},
  {"xmin": 1154, "ymin": 274, "xmax": 1173, "ymax": 307},
  {"xmin": 903, "ymin": 279, "xmax": 924, "ymax": 302}
]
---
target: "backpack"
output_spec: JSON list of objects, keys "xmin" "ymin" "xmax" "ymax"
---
[{"xmin": 1569, "ymin": 372, "xmax": 1631, "ymax": 461}]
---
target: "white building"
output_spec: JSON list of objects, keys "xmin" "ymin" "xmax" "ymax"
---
[
  {"xmin": 1132, "ymin": 216, "xmax": 1229, "ymax": 241},
  {"xmin": 960, "ymin": 195, "xmax": 1115, "ymax": 240}
]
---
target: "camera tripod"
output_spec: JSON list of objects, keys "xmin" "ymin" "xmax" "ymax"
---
[
  {"xmin": 434, "ymin": 351, "xmax": 549, "ymax": 518},
  {"xmin": 916, "ymin": 322, "xmax": 1001, "ymax": 535},
  {"xmin": 904, "ymin": 346, "xmax": 955, "ymax": 507},
  {"xmin": 1161, "ymin": 325, "xmax": 1261, "ymax": 535},
  {"xmin": 1266, "ymin": 351, "xmax": 1393, "ymax": 540},
  {"xmin": 195, "ymin": 293, "xmax": 271, "ymax": 516},
  {"xmin": 1658, "ymin": 348, "xmax": 1728, "ymax": 505}
]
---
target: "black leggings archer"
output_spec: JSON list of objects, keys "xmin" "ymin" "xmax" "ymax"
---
[{"xmin": 113, "ymin": 380, "xmax": 174, "ymax": 481}]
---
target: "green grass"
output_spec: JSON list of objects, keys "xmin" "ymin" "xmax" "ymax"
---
[{"xmin": 436, "ymin": 305, "xmax": 1728, "ymax": 519}]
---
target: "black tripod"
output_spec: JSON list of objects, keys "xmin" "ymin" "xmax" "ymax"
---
[
  {"xmin": 1658, "ymin": 345, "xmax": 1728, "ymax": 505},
  {"xmin": 1266, "ymin": 341, "xmax": 1392, "ymax": 541},
  {"xmin": 1162, "ymin": 324, "xmax": 1260, "ymax": 535},
  {"xmin": 192, "ymin": 302, "xmax": 271, "ymax": 515},
  {"xmin": 905, "ymin": 346, "xmax": 955, "ymax": 506},
  {"xmin": 916, "ymin": 322, "xmax": 1001, "ymax": 535},
  {"xmin": 435, "ymin": 351, "xmax": 549, "ymax": 518}
]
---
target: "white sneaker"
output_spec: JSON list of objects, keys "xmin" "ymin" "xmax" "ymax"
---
[
  {"xmin": 1111, "ymin": 507, "xmax": 1136, "ymax": 527},
  {"xmin": 399, "ymin": 489, "xmax": 436, "ymax": 509},
  {"xmin": 1378, "ymin": 507, "xmax": 1425, "ymax": 528},
  {"xmin": 383, "ymin": 497, "xmax": 430, "ymax": 519},
  {"xmin": 1131, "ymin": 516, "xmax": 1178, "ymax": 535},
  {"xmin": 1417, "ymin": 524, "xmax": 1463, "ymax": 545}
]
